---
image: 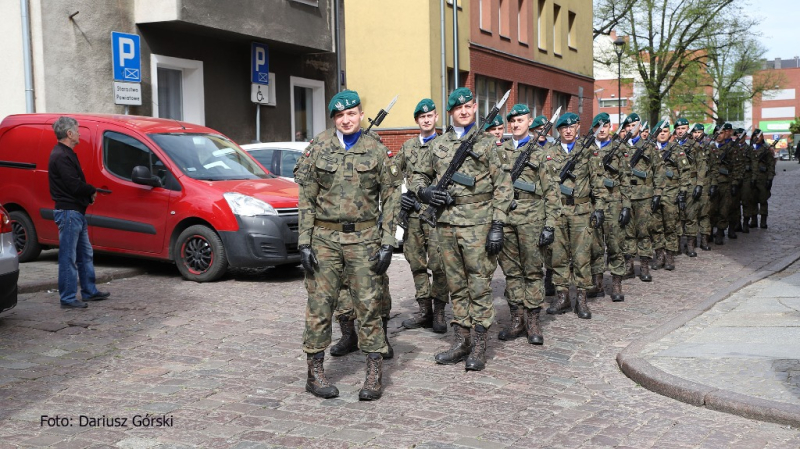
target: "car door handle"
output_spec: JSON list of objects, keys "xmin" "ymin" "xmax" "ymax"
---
[{"xmin": 96, "ymin": 188, "xmax": 112, "ymax": 194}]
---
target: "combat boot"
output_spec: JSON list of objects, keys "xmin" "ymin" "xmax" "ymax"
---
[
  {"xmin": 432, "ymin": 300, "xmax": 448, "ymax": 334},
  {"xmin": 575, "ymin": 289, "xmax": 591, "ymax": 319},
  {"xmin": 714, "ymin": 229, "xmax": 725, "ymax": 245},
  {"xmin": 586, "ymin": 273, "xmax": 605, "ymax": 298},
  {"xmin": 611, "ymin": 275, "xmax": 624, "ymax": 302},
  {"xmin": 651, "ymin": 249, "xmax": 665, "ymax": 270},
  {"xmin": 401, "ymin": 298, "xmax": 432, "ymax": 329},
  {"xmin": 330, "ymin": 315, "xmax": 358, "ymax": 356},
  {"xmin": 699, "ymin": 234, "xmax": 711, "ymax": 251},
  {"xmin": 623, "ymin": 255, "xmax": 635, "ymax": 279},
  {"xmin": 306, "ymin": 352, "xmax": 339, "ymax": 399},
  {"xmin": 734, "ymin": 220, "xmax": 743, "ymax": 232},
  {"xmin": 544, "ymin": 269, "xmax": 556, "ymax": 296},
  {"xmin": 382, "ymin": 318, "xmax": 393, "ymax": 360},
  {"xmin": 749, "ymin": 216, "xmax": 758, "ymax": 229},
  {"xmin": 358, "ymin": 353, "xmax": 383, "ymax": 401},
  {"xmin": 741, "ymin": 218, "xmax": 750, "ymax": 233},
  {"xmin": 679, "ymin": 235, "xmax": 688, "ymax": 256},
  {"xmin": 498, "ymin": 304, "xmax": 526, "ymax": 341},
  {"xmin": 760, "ymin": 214, "xmax": 768, "ymax": 229},
  {"xmin": 727, "ymin": 224, "xmax": 737, "ymax": 239},
  {"xmin": 686, "ymin": 237, "xmax": 697, "ymax": 257},
  {"xmin": 465, "ymin": 325, "xmax": 488, "ymax": 371},
  {"xmin": 525, "ymin": 307, "xmax": 544, "ymax": 345},
  {"xmin": 639, "ymin": 257, "xmax": 653, "ymax": 282},
  {"xmin": 546, "ymin": 290, "xmax": 571, "ymax": 314},
  {"xmin": 664, "ymin": 250, "xmax": 675, "ymax": 271},
  {"xmin": 434, "ymin": 324, "xmax": 471, "ymax": 365}
]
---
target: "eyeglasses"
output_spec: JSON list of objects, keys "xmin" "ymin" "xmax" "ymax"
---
[{"xmin": 561, "ymin": 124, "xmax": 579, "ymax": 131}]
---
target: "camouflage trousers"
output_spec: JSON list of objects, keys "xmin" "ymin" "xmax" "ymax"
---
[
  {"xmin": 728, "ymin": 184, "xmax": 743, "ymax": 226},
  {"xmin": 552, "ymin": 209, "xmax": 594, "ymax": 291},
  {"xmin": 497, "ymin": 220, "xmax": 546, "ymax": 310},
  {"xmin": 682, "ymin": 193, "xmax": 705, "ymax": 237},
  {"xmin": 332, "ymin": 272, "xmax": 391, "ymax": 320},
  {"xmin": 651, "ymin": 194, "xmax": 680, "ymax": 252},
  {"xmin": 624, "ymin": 198, "xmax": 654, "ymax": 257},
  {"xmin": 590, "ymin": 202, "xmax": 626, "ymax": 276},
  {"xmin": 302, "ymin": 230, "xmax": 387, "ymax": 355},
  {"xmin": 402, "ymin": 216, "xmax": 448, "ymax": 304},
  {"xmin": 743, "ymin": 179, "xmax": 771, "ymax": 217},
  {"xmin": 698, "ymin": 193, "xmax": 712, "ymax": 236},
  {"xmin": 713, "ymin": 183, "xmax": 732, "ymax": 230},
  {"xmin": 436, "ymin": 223, "xmax": 496, "ymax": 329}
]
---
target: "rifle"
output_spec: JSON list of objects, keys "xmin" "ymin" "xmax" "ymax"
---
[
  {"xmin": 363, "ymin": 95, "xmax": 398, "ymax": 135},
  {"xmin": 418, "ymin": 90, "xmax": 511, "ymax": 227},
  {"xmin": 558, "ymin": 125, "xmax": 604, "ymax": 184},
  {"xmin": 602, "ymin": 120, "xmax": 641, "ymax": 174},
  {"xmin": 630, "ymin": 116, "xmax": 668, "ymax": 171},
  {"xmin": 506, "ymin": 108, "xmax": 561, "ymax": 211},
  {"xmin": 719, "ymin": 126, "xmax": 751, "ymax": 165}
]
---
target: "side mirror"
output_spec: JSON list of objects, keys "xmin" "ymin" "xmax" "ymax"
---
[{"xmin": 131, "ymin": 166, "xmax": 162, "ymax": 188}]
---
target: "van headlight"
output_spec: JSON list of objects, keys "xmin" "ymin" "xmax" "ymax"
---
[{"xmin": 223, "ymin": 192, "xmax": 278, "ymax": 216}]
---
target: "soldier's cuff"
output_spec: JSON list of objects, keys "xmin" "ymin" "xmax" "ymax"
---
[{"xmin": 492, "ymin": 209, "xmax": 508, "ymax": 224}]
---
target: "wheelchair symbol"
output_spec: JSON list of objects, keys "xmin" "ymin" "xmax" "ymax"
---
[{"xmin": 256, "ymin": 86, "xmax": 265, "ymax": 102}]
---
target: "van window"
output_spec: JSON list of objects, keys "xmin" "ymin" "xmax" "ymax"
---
[
  {"xmin": 103, "ymin": 131, "xmax": 166, "ymax": 183},
  {"xmin": 280, "ymin": 150, "xmax": 301, "ymax": 178},
  {"xmin": 150, "ymin": 133, "xmax": 271, "ymax": 181}
]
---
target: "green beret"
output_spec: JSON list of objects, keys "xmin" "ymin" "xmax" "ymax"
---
[
  {"xmin": 653, "ymin": 120, "xmax": 670, "ymax": 132},
  {"xmin": 722, "ymin": 123, "xmax": 733, "ymax": 130},
  {"xmin": 447, "ymin": 87, "xmax": 474, "ymax": 111},
  {"xmin": 735, "ymin": 127, "xmax": 745, "ymax": 135},
  {"xmin": 529, "ymin": 115, "xmax": 547, "ymax": 130},
  {"xmin": 622, "ymin": 113, "xmax": 640, "ymax": 127},
  {"xmin": 413, "ymin": 98, "xmax": 436, "ymax": 119},
  {"xmin": 484, "ymin": 115, "xmax": 504, "ymax": 130},
  {"xmin": 328, "ymin": 90, "xmax": 361, "ymax": 117},
  {"xmin": 555, "ymin": 112, "xmax": 580, "ymax": 129},
  {"xmin": 692, "ymin": 123, "xmax": 705, "ymax": 132},
  {"xmin": 506, "ymin": 103, "xmax": 531, "ymax": 120},
  {"xmin": 592, "ymin": 112, "xmax": 610, "ymax": 128},
  {"xmin": 675, "ymin": 118, "xmax": 689, "ymax": 126}
]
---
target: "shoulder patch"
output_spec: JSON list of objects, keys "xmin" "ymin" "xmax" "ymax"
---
[
  {"xmin": 593, "ymin": 151, "xmax": 598, "ymax": 156},
  {"xmin": 387, "ymin": 149, "xmax": 394, "ymax": 157}
]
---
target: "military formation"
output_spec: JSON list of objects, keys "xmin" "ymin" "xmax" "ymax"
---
[{"xmin": 295, "ymin": 88, "xmax": 777, "ymax": 401}]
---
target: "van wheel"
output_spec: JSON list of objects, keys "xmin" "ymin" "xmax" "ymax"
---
[
  {"xmin": 9, "ymin": 211, "xmax": 42, "ymax": 262},
  {"xmin": 175, "ymin": 225, "xmax": 228, "ymax": 282}
]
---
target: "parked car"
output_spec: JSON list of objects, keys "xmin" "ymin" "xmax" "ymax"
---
[
  {"xmin": 241, "ymin": 141, "xmax": 307, "ymax": 180},
  {"xmin": 0, "ymin": 205, "xmax": 19, "ymax": 315},
  {"xmin": 778, "ymin": 149, "xmax": 790, "ymax": 160},
  {"xmin": 0, "ymin": 114, "xmax": 301, "ymax": 282}
]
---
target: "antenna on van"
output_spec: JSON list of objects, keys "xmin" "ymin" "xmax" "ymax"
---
[{"xmin": 174, "ymin": 120, "xmax": 186, "ymax": 131}]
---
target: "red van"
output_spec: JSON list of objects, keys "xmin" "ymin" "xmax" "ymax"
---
[{"xmin": 0, "ymin": 114, "xmax": 301, "ymax": 282}]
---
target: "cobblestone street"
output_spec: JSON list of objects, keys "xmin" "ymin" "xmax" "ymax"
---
[{"xmin": 0, "ymin": 162, "xmax": 799, "ymax": 448}]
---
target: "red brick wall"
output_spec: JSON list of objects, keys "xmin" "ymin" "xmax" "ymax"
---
[{"xmin": 375, "ymin": 128, "xmax": 448, "ymax": 154}]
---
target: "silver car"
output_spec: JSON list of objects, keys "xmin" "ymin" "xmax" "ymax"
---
[{"xmin": 0, "ymin": 205, "xmax": 19, "ymax": 314}]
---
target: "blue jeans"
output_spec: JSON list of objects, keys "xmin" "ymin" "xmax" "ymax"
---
[{"xmin": 54, "ymin": 210, "xmax": 99, "ymax": 304}]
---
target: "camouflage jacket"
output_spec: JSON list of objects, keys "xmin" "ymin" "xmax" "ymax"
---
[
  {"xmin": 496, "ymin": 138, "xmax": 561, "ymax": 227},
  {"xmin": 626, "ymin": 136, "xmax": 665, "ymax": 200},
  {"xmin": 716, "ymin": 138, "xmax": 745, "ymax": 185},
  {"xmin": 751, "ymin": 142, "xmax": 777, "ymax": 181},
  {"xmin": 396, "ymin": 134, "xmax": 436, "ymax": 218},
  {"xmin": 542, "ymin": 138, "xmax": 607, "ymax": 215},
  {"xmin": 653, "ymin": 141, "xmax": 692, "ymax": 198},
  {"xmin": 590, "ymin": 138, "xmax": 632, "ymax": 210},
  {"xmin": 294, "ymin": 128, "xmax": 403, "ymax": 247},
  {"xmin": 411, "ymin": 126, "xmax": 513, "ymax": 226}
]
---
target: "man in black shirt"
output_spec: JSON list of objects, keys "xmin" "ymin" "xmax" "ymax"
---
[{"xmin": 49, "ymin": 116, "xmax": 109, "ymax": 309}]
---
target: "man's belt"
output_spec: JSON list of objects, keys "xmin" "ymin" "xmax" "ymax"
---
[
  {"xmin": 515, "ymin": 191, "xmax": 542, "ymax": 201},
  {"xmin": 561, "ymin": 196, "xmax": 591, "ymax": 206},
  {"xmin": 314, "ymin": 219, "xmax": 377, "ymax": 233},
  {"xmin": 453, "ymin": 192, "xmax": 493, "ymax": 205}
]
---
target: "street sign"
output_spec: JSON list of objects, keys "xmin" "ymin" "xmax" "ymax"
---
[
  {"xmin": 251, "ymin": 42, "xmax": 269, "ymax": 85},
  {"xmin": 111, "ymin": 32, "xmax": 141, "ymax": 82},
  {"xmin": 251, "ymin": 83, "xmax": 270, "ymax": 105},
  {"xmin": 774, "ymin": 133, "xmax": 781, "ymax": 141},
  {"xmin": 113, "ymin": 82, "xmax": 142, "ymax": 105}
]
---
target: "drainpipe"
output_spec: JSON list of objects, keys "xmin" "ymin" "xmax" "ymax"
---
[
  {"xmin": 452, "ymin": 0, "xmax": 459, "ymax": 89},
  {"xmin": 440, "ymin": 0, "xmax": 446, "ymax": 128},
  {"xmin": 334, "ymin": 0, "xmax": 342, "ymax": 91},
  {"xmin": 20, "ymin": 0, "xmax": 35, "ymax": 112}
]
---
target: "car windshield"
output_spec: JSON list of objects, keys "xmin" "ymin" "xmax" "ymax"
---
[{"xmin": 150, "ymin": 133, "xmax": 272, "ymax": 181}]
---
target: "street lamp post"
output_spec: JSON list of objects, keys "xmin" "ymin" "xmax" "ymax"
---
[{"xmin": 613, "ymin": 37, "xmax": 626, "ymax": 131}]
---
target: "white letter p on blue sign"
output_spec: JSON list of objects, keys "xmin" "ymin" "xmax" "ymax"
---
[{"xmin": 251, "ymin": 42, "xmax": 270, "ymax": 85}]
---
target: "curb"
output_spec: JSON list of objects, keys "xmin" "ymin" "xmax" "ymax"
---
[
  {"xmin": 17, "ymin": 267, "xmax": 147, "ymax": 295},
  {"xmin": 617, "ymin": 251, "xmax": 800, "ymax": 428}
]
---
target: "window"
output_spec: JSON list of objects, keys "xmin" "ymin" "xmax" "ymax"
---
[
  {"xmin": 537, "ymin": 0, "xmax": 547, "ymax": 50},
  {"xmin": 248, "ymin": 149, "xmax": 275, "ymax": 172},
  {"xmin": 553, "ymin": 91, "xmax": 570, "ymax": 114},
  {"xmin": 290, "ymin": 77, "xmax": 325, "ymax": 142},
  {"xmin": 150, "ymin": 133, "xmax": 269, "ymax": 181},
  {"xmin": 475, "ymin": 75, "xmax": 512, "ymax": 120},
  {"xmin": 720, "ymin": 92, "xmax": 746, "ymax": 122},
  {"xmin": 518, "ymin": 0, "xmax": 529, "ymax": 45},
  {"xmin": 499, "ymin": 0, "xmax": 510, "ymax": 38},
  {"xmin": 150, "ymin": 54, "xmax": 204, "ymax": 125},
  {"xmin": 479, "ymin": 0, "xmax": 492, "ymax": 32},
  {"xmin": 568, "ymin": 11, "xmax": 576, "ymax": 50},
  {"xmin": 519, "ymin": 84, "xmax": 547, "ymax": 118},
  {"xmin": 103, "ymin": 132, "xmax": 165, "ymax": 184},
  {"xmin": 599, "ymin": 98, "xmax": 628, "ymax": 108},
  {"xmin": 553, "ymin": 3, "xmax": 562, "ymax": 55},
  {"xmin": 280, "ymin": 151, "xmax": 302, "ymax": 178}
]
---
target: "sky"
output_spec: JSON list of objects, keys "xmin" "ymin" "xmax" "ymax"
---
[{"xmin": 752, "ymin": 0, "xmax": 800, "ymax": 60}]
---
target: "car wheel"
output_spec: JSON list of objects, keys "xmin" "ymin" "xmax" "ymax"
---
[
  {"xmin": 175, "ymin": 225, "xmax": 228, "ymax": 282},
  {"xmin": 9, "ymin": 211, "xmax": 42, "ymax": 262}
]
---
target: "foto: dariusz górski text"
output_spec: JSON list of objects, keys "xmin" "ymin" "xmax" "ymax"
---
[{"xmin": 40, "ymin": 414, "xmax": 174, "ymax": 427}]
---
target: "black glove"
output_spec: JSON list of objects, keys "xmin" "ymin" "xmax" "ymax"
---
[
  {"xmin": 591, "ymin": 209, "xmax": 605, "ymax": 229},
  {"xmin": 766, "ymin": 179, "xmax": 773, "ymax": 191},
  {"xmin": 400, "ymin": 191, "xmax": 420, "ymax": 212},
  {"xmin": 299, "ymin": 244, "xmax": 318, "ymax": 273},
  {"xmin": 692, "ymin": 185, "xmax": 703, "ymax": 200},
  {"xmin": 369, "ymin": 244, "xmax": 393, "ymax": 275},
  {"xmin": 485, "ymin": 220, "xmax": 504, "ymax": 255},
  {"xmin": 709, "ymin": 185, "xmax": 718, "ymax": 198},
  {"xmin": 618, "ymin": 207, "xmax": 631, "ymax": 227},
  {"xmin": 538, "ymin": 226, "xmax": 555, "ymax": 247},
  {"xmin": 651, "ymin": 195, "xmax": 661, "ymax": 213},
  {"xmin": 418, "ymin": 186, "xmax": 451, "ymax": 206},
  {"xmin": 731, "ymin": 184, "xmax": 739, "ymax": 196}
]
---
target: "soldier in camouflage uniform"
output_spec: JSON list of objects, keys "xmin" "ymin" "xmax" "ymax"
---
[
  {"xmin": 411, "ymin": 87, "xmax": 513, "ymax": 371},
  {"xmin": 543, "ymin": 113, "xmax": 607, "ymax": 320},
  {"xmin": 494, "ymin": 104, "xmax": 560, "ymax": 345},
  {"xmin": 532, "ymin": 116, "xmax": 558, "ymax": 298},
  {"xmin": 588, "ymin": 113, "xmax": 632, "ymax": 302},
  {"xmin": 712, "ymin": 123, "xmax": 744, "ymax": 245},
  {"xmin": 622, "ymin": 113, "xmax": 663, "ymax": 282},
  {"xmin": 729, "ymin": 128, "xmax": 748, "ymax": 236},
  {"xmin": 650, "ymin": 119, "xmax": 691, "ymax": 271},
  {"xmin": 295, "ymin": 90, "xmax": 402, "ymax": 401},
  {"xmin": 680, "ymin": 123, "xmax": 711, "ymax": 256},
  {"xmin": 398, "ymin": 99, "xmax": 449, "ymax": 333},
  {"xmin": 745, "ymin": 130, "xmax": 776, "ymax": 229},
  {"xmin": 485, "ymin": 115, "xmax": 505, "ymax": 144}
]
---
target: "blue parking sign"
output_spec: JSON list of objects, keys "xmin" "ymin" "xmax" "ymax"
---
[
  {"xmin": 111, "ymin": 32, "xmax": 141, "ymax": 82},
  {"xmin": 251, "ymin": 42, "xmax": 269, "ymax": 85}
]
